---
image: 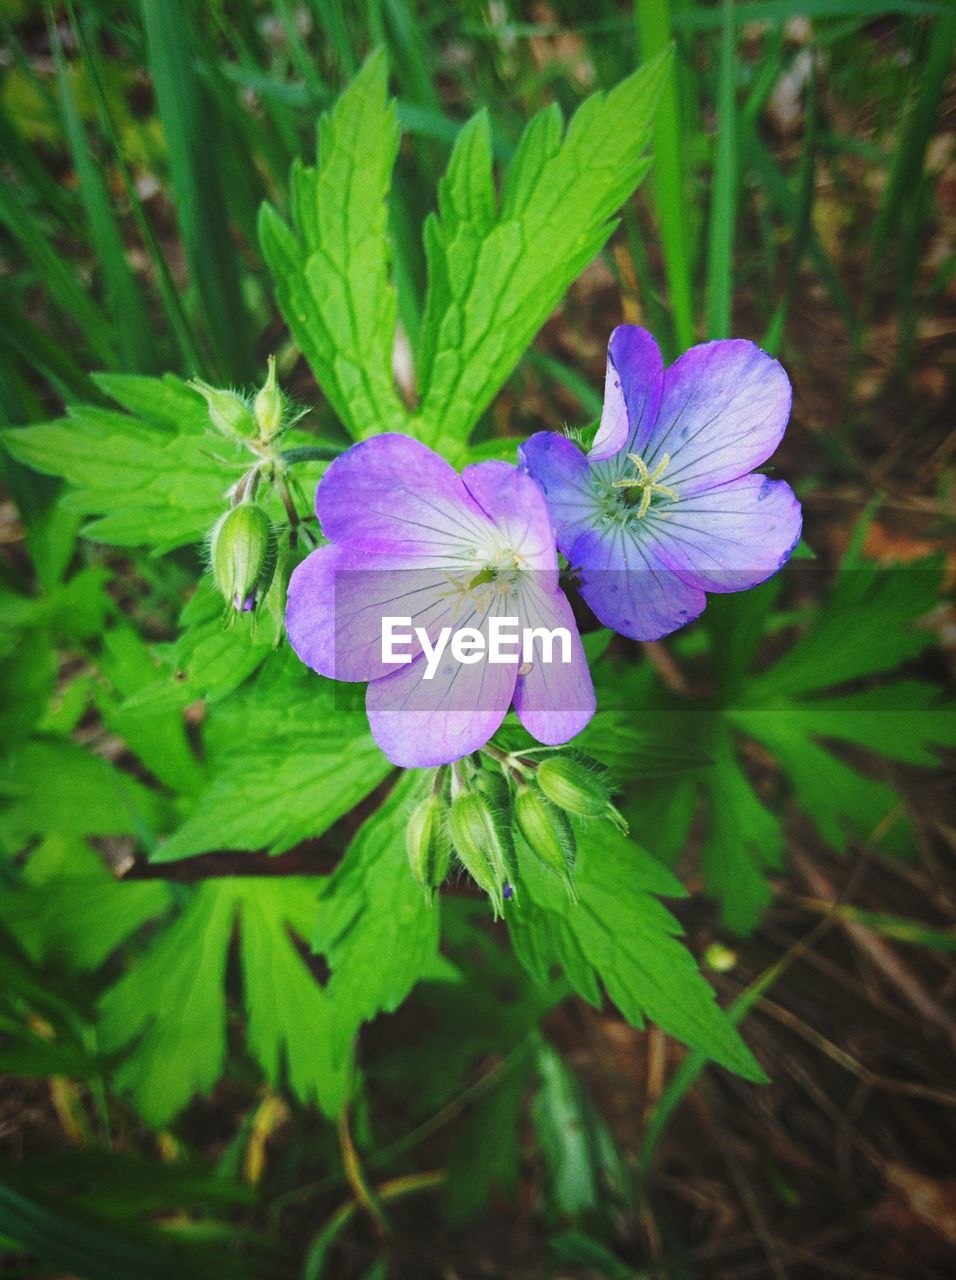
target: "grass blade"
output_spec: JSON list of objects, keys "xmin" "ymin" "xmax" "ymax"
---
[
  {"xmin": 634, "ymin": 0, "xmax": 695, "ymax": 353},
  {"xmin": 46, "ymin": 2, "xmax": 154, "ymax": 372},
  {"xmin": 704, "ymin": 0, "xmax": 738, "ymax": 338},
  {"xmin": 141, "ymin": 0, "xmax": 254, "ymax": 380}
]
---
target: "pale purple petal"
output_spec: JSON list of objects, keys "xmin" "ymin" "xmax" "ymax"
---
[
  {"xmin": 643, "ymin": 340, "xmax": 792, "ymax": 496},
  {"xmin": 286, "ymin": 544, "xmax": 479, "ymax": 682},
  {"xmin": 317, "ymin": 433, "xmax": 493, "ymax": 558},
  {"xmin": 519, "ymin": 432, "xmax": 600, "ymax": 554},
  {"xmin": 588, "ymin": 325, "xmax": 665, "ymax": 461},
  {"xmin": 365, "ymin": 596, "xmax": 519, "ymax": 767},
  {"xmin": 461, "ymin": 460, "xmax": 559, "ymax": 579},
  {"xmin": 569, "ymin": 523, "xmax": 706, "ymax": 642},
  {"xmin": 512, "ymin": 577, "xmax": 595, "ymax": 744},
  {"xmin": 658, "ymin": 474, "xmax": 803, "ymax": 593}
]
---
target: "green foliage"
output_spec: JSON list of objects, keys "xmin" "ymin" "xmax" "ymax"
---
[
  {"xmin": 98, "ymin": 877, "xmax": 346, "ymax": 1124},
  {"xmin": 259, "ymin": 52, "xmax": 408, "ymax": 441},
  {"xmin": 2, "ymin": 374, "xmax": 246, "ymax": 551},
  {"xmin": 261, "ymin": 47, "xmax": 669, "ymax": 460},
  {"xmin": 511, "ymin": 817, "xmax": 765, "ymax": 1080},
  {"xmin": 313, "ymin": 773, "xmax": 457, "ymax": 1084},
  {"xmin": 155, "ymin": 650, "xmax": 392, "ymax": 861},
  {"xmin": 629, "ymin": 552, "xmax": 956, "ymax": 935}
]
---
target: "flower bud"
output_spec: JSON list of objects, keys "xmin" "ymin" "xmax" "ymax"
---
[
  {"xmin": 536, "ymin": 754, "xmax": 620, "ymax": 825},
  {"xmin": 514, "ymin": 784, "xmax": 577, "ymax": 900},
  {"xmin": 191, "ymin": 379, "xmax": 257, "ymax": 438},
  {"xmin": 471, "ymin": 764, "xmax": 509, "ymax": 811},
  {"xmin": 406, "ymin": 792, "xmax": 452, "ymax": 900},
  {"xmin": 254, "ymin": 355, "xmax": 283, "ymax": 441},
  {"xmin": 449, "ymin": 790, "xmax": 513, "ymax": 918},
  {"xmin": 210, "ymin": 502, "xmax": 277, "ymax": 612}
]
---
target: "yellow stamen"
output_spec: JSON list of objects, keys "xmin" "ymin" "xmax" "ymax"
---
[{"xmin": 611, "ymin": 451, "xmax": 680, "ymax": 517}]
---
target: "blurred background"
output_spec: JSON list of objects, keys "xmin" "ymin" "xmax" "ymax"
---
[{"xmin": 0, "ymin": 2, "xmax": 954, "ymax": 1278}]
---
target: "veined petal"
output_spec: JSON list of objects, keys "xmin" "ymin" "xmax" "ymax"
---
[
  {"xmin": 461, "ymin": 460, "xmax": 559, "ymax": 579},
  {"xmin": 513, "ymin": 577, "xmax": 595, "ymax": 744},
  {"xmin": 569, "ymin": 522, "xmax": 706, "ymax": 642},
  {"xmin": 317, "ymin": 433, "xmax": 493, "ymax": 560},
  {"xmin": 365, "ymin": 594, "xmax": 518, "ymax": 767},
  {"xmin": 654, "ymin": 474, "xmax": 803, "ymax": 593},
  {"xmin": 286, "ymin": 544, "xmax": 474, "ymax": 682},
  {"xmin": 589, "ymin": 324, "xmax": 665, "ymax": 461},
  {"xmin": 644, "ymin": 340, "xmax": 792, "ymax": 496},
  {"xmin": 519, "ymin": 432, "xmax": 600, "ymax": 554}
]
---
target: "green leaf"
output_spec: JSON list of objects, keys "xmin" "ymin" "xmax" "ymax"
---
[
  {"xmin": 648, "ymin": 554, "xmax": 952, "ymax": 934},
  {"xmin": 99, "ymin": 876, "xmax": 344, "ymax": 1124},
  {"xmin": 509, "ymin": 820, "xmax": 765, "ymax": 1082},
  {"xmin": 1, "ymin": 375, "xmax": 245, "ymax": 551},
  {"xmin": 2, "ymin": 835, "xmax": 172, "ymax": 971},
  {"xmin": 532, "ymin": 1040, "xmax": 628, "ymax": 1219},
  {"xmin": 155, "ymin": 651, "xmax": 391, "ymax": 860},
  {"xmin": 314, "ymin": 772, "xmax": 454, "ymax": 1081},
  {"xmin": 411, "ymin": 48, "xmax": 671, "ymax": 458},
  {"xmin": 259, "ymin": 51, "xmax": 409, "ymax": 441},
  {"xmin": 98, "ymin": 882, "xmax": 235, "ymax": 1126},
  {"xmin": 238, "ymin": 879, "xmax": 350, "ymax": 1112},
  {"xmin": 0, "ymin": 738, "xmax": 167, "ymax": 853}
]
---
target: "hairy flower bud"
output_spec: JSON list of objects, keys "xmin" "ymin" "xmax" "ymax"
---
[
  {"xmin": 406, "ymin": 792, "xmax": 452, "ymax": 900},
  {"xmin": 210, "ymin": 502, "xmax": 277, "ymax": 612},
  {"xmin": 254, "ymin": 355, "xmax": 283, "ymax": 441},
  {"xmin": 191, "ymin": 379, "xmax": 256, "ymax": 438},
  {"xmin": 449, "ymin": 790, "xmax": 513, "ymax": 918},
  {"xmin": 514, "ymin": 784, "xmax": 577, "ymax": 900},
  {"xmin": 471, "ymin": 764, "xmax": 509, "ymax": 811},
  {"xmin": 535, "ymin": 754, "xmax": 626, "ymax": 831}
]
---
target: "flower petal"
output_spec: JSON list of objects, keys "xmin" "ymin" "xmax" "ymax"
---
[
  {"xmin": 653, "ymin": 474, "xmax": 803, "ymax": 593},
  {"xmin": 317, "ymin": 433, "xmax": 493, "ymax": 559},
  {"xmin": 588, "ymin": 325, "xmax": 664, "ymax": 461},
  {"xmin": 512, "ymin": 578, "xmax": 595, "ymax": 744},
  {"xmin": 286, "ymin": 544, "xmax": 471, "ymax": 682},
  {"xmin": 365, "ymin": 595, "xmax": 518, "ymax": 767},
  {"xmin": 518, "ymin": 431, "xmax": 600, "ymax": 555},
  {"xmin": 569, "ymin": 522, "xmax": 706, "ymax": 641},
  {"xmin": 461, "ymin": 460, "xmax": 559, "ymax": 578},
  {"xmin": 643, "ymin": 340, "xmax": 792, "ymax": 495}
]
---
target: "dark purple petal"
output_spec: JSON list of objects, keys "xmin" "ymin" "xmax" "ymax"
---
[
  {"xmin": 642, "ymin": 340, "xmax": 792, "ymax": 496},
  {"xmin": 512, "ymin": 577, "xmax": 595, "ymax": 744},
  {"xmin": 518, "ymin": 431, "xmax": 601, "ymax": 556},
  {"xmin": 461, "ymin": 460, "xmax": 559, "ymax": 577},
  {"xmin": 569, "ymin": 523, "xmax": 706, "ymax": 641},
  {"xmin": 657, "ymin": 474, "xmax": 803, "ymax": 593},
  {"xmin": 317, "ymin": 433, "xmax": 492, "ymax": 558},
  {"xmin": 589, "ymin": 325, "xmax": 665, "ymax": 461}
]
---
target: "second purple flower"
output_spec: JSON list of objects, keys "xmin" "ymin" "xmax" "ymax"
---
[{"xmin": 520, "ymin": 325, "xmax": 803, "ymax": 641}]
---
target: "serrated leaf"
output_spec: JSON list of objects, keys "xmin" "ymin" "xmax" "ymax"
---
[
  {"xmin": 0, "ymin": 738, "xmax": 168, "ymax": 853},
  {"xmin": 313, "ymin": 773, "xmax": 454, "ymax": 1079},
  {"xmin": 259, "ymin": 51, "xmax": 408, "ymax": 441},
  {"xmin": 411, "ymin": 49, "xmax": 670, "ymax": 458},
  {"xmin": 2, "ymin": 836, "xmax": 172, "ymax": 970},
  {"xmin": 1, "ymin": 375, "xmax": 244, "ymax": 551},
  {"xmin": 509, "ymin": 820, "xmax": 765, "ymax": 1082},
  {"xmin": 99, "ymin": 882, "xmax": 235, "ymax": 1126},
  {"xmin": 237, "ymin": 880, "xmax": 349, "ymax": 1112},
  {"xmin": 155, "ymin": 651, "xmax": 391, "ymax": 860},
  {"xmin": 99, "ymin": 877, "xmax": 343, "ymax": 1124}
]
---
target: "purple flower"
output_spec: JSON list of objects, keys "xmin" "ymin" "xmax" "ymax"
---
[
  {"xmin": 520, "ymin": 325, "xmax": 802, "ymax": 641},
  {"xmin": 285, "ymin": 434, "xmax": 595, "ymax": 768}
]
